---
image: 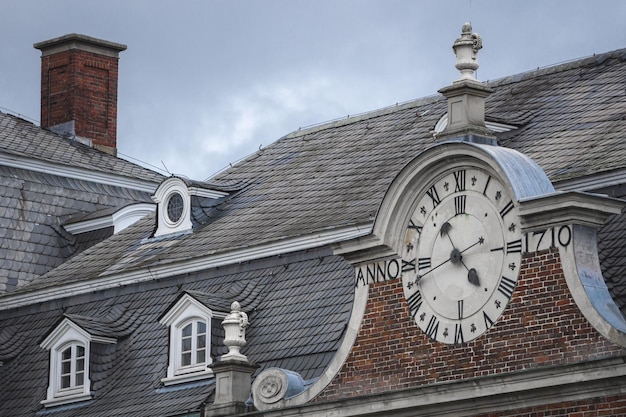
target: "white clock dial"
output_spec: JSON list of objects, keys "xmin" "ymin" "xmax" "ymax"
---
[{"xmin": 402, "ymin": 167, "xmax": 522, "ymax": 344}]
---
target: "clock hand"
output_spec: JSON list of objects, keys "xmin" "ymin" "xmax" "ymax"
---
[
  {"xmin": 467, "ymin": 268, "xmax": 480, "ymax": 286},
  {"xmin": 415, "ymin": 255, "xmax": 453, "ymax": 283},
  {"xmin": 456, "ymin": 237, "xmax": 484, "ymax": 286},
  {"xmin": 440, "ymin": 221, "xmax": 456, "ymax": 248},
  {"xmin": 459, "ymin": 236, "xmax": 485, "ymax": 255}
]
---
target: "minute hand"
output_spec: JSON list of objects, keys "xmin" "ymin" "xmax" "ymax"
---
[
  {"xmin": 459, "ymin": 236, "xmax": 485, "ymax": 255},
  {"xmin": 416, "ymin": 256, "xmax": 452, "ymax": 282}
]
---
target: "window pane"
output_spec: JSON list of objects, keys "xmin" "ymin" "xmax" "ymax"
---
[
  {"xmin": 62, "ymin": 360, "xmax": 71, "ymax": 374},
  {"xmin": 77, "ymin": 345, "xmax": 85, "ymax": 358},
  {"xmin": 61, "ymin": 375, "xmax": 71, "ymax": 389},
  {"xmin": 197, "ymin": 321, "xmax": 206, "ymax": 334},
  {"xmin": 76, "ymin": 371, "xmax": 84, "ymax": 386},
  {"xmin": 197, "ymin": 333, "xmax": 206, "ymax": 349},
  {"xmin": 182, "ymin": 323, "xmax": 192, "ymax": 337},
  {"xmin": 181, "ymin": 352, "xmax": 191, "ymax": 366},
  {"xmin": 196, "ymin": 349, "xmax": 205, "ymax": 364},
  {"xmin": 182, "ymin": 337, "xmax": 191, "ymax": 352},
  {"xmin": 62, "ymin": 347, "xmax": 72, "ymax": 360},
  {"xmin": 76, "ymin": 358, "xmax": 84, "ymax": 372}
]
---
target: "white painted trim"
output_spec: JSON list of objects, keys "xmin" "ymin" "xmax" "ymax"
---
[
  {"xmin": 40, "ymin": 320, "xmax": 93, "ymax": 407},
  {"xmin": 112, "ymin": 204, "xmax": 155, "ymax": 233},
  {"xmin": 0, "ymin": 151, "xmax": 159, "ymax": 193},
  {"xmin": 189, "ymin": 186, "xmax": 229, "ymax": 199},
  {"xmin": 152, "ymin": 178, "xmax": 193, "ymax": 237},
  {"xmin": 63, "ymin": 216, "xmax": 113, "ymax": 234},
  {"xmin": 161, "ymin": 369, "xmax": 214, "ymax": 386},
  {"xmin": 40, "ymin": 392, "xmax": 93, "ymax": 408},
  {"xmin": 63, "ymin": 203, "xmax": 155, "ymax": 234},
  {"xmin": 0, "ymin": 224, "xmax": 372, "ymax": 311},
  {"xmin": 160, "ymin": 294, "xmax": 215, "ymax": 382},
  {"xmin": 554, "ymin": 168, "xmax": 626, "ymax": 192}
]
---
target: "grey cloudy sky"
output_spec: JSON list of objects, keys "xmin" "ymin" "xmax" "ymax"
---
[{"xmin": 1, "ymin": 1, "xmax": 624, "ymax": 180}]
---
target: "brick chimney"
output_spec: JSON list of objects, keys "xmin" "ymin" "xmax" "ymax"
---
[{"xmin": 34, "ymin": 34, "xmax": 127, "ymax": 155}]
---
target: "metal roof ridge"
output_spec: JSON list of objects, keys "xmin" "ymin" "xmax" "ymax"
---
[
  {"xmin": 282, "ymin": 95, "xmax": 442, "ymax": 140},
  {"xmin": 485, "ymin": 47, "xmax": 626, "ymax": 88}
]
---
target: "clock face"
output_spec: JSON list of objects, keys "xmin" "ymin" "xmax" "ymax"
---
[{"xmin": 402, "ymin": 167, "xmax": 522, "ymax": 344}]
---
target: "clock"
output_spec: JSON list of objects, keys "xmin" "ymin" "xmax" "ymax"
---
[{"xmin": 402, "ymin": 166, "xmax": 522, "ymax": 344}]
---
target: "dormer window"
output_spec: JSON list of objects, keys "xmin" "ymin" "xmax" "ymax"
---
[
  {"xmin": 166, "ymin": 192, "xmax": 185, "ymax": 223},
  {"xmin": 151, "ymin": 176, "xmax": 230, "ymax": 238},
  {"xmin": 152, "ymin": 177, "xmax": 193, "ymax": 237},
  {"xmin": 40, "ymin": 317, "xmax": 116, "ymax": 407},
  {"xmin": 159, "ymin": 293, "xmax": 225, "ymax": 385}
]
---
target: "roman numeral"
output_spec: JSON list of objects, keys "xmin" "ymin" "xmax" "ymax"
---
[
  {"xmin": 402, "ymin": 258, "xmax": 416, "ymax": 272},
  {"xmin": 408, "ymin": 220, "xmax": 423, "ymax": 235},
  {"xmin": 500, "ymin": 200, "xmax": 515, "ymax": 219},
  {"xmin": 483, "ymin": 311, "xmax": 494, "ymax": 329},
  {"xmin": 497, "ymin": 276, "xmax": 516, "ymax": 300},
  {"xmin": 482, "ymin": 175, "xmax": 492, "ymax": 196},
  {"xmin": 454, "ymin": 195, "xmax": 466, "ymax": 215},
  {"xmin": 454, "ymin": 170, "xmax": 466, "ymax": 192},
  {"xmin": 457, "ymin": 299, "xmax": 464, "ymax": 319},
  {"xmin": 426, "ymin": 185, "xmax": 441, "ymax": 209},
  {"xmin": 425, "ymin": 315, "xmax": 439, "ymax": 339},
  {"xmin": 507, "ymin": 239, "xmax": 522, "ymax": 254},
  {"xmin": 406, "ymin": 290, "xmax": 423, "ymax": 316},
  {"xmin": 454, "ymin": 323, "xmax": 464, "ymax": 344},
  {"xmin": 418, "ymin": 257, "xmax": 431, "ymax": 270}
]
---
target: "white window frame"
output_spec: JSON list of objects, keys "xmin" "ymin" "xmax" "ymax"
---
[
  {"xmin": 152, "ymin": 177, "xmax": 193, "ymax": 237},
  {"xmin": 160, "ymin": 294, "xmax": 215, "ymax": 385},
  {"xmin": 40, "ymin": 318, "xmax": 116, "ymax": 407}
]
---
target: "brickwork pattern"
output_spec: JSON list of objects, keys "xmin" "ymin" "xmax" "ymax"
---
[
  {"xmin": 475, "ymin": 394, "xmax": 626, "ymax": 416},
  {"xmin": 318, "ymin": 248, "xmax": 626, "ymax": 402},
  {"xmin": 40, "ymin": 49, "xmax": 119, "ymax": 149}
]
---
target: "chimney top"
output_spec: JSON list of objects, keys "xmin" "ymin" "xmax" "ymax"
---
[
  {"xmin": 35, "ymin": 34, "xmax": 127, "ymax": 155},
  {"xmin": 34, "ymin": 33, "xmax": 127, "ymax": 57}
]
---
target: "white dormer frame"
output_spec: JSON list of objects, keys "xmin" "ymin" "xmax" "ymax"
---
[
  {"xmin": 152, "ymin": 177, "xmax": 193, "ymax": 237},
  {"xmin": 63, "ymin": 203, "xmax": 155, "ymax": 235},
  {"xmin": 40, "ymin": 318, "xmax": 116, "ymax": 407},
  {"xmin": 159, "ymin": 294, "xmax": 215, "ymax": 385}
]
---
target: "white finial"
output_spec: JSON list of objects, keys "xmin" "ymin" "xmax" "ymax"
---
[
  {"xmin": 221, "ymin": 301, "xmax": 250, "ymax": 361},
  {"xmin": 452, "ymin": 22, "xmax": 483, "ymax": 81}
]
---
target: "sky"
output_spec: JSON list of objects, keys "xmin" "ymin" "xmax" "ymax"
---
[{"xmin": 1, "ymin": 1, "xmax": 625, "ymax": 181}]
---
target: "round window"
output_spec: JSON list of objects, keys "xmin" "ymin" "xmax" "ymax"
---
[{"xmin": 166, "ymin": 192, "xmax": 185, "ymax": 223}]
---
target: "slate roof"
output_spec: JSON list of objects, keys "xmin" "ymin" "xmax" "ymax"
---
[
  {"xmin": 11, "ymin": 48, "xmax": 626, "ymax": 296},
  {"xmin": 0, "ymin": 111, "xmax": 163, "ymax": 183},
  {"xmin": 0, "ymin": 111, "xmax": 164, "ymax": 292},
  {"xmin": 0, "ymin": 48, "xmax": 625, "ymax": 417},
  {"xmin": 0, "ymin": 248, "xmax": 353, "ymax": 417}
]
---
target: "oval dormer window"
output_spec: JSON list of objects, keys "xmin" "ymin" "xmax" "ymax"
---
[{"xmin": 166, "ymin": 192, "xmax": 185, "ymax": 224}]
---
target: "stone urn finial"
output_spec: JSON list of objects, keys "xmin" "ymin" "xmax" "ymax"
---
[
  {"xmin": 452, "ymin": 22, "xmax": 483, "ymax": 81},
  {"xmin": 221, "ymin": 301, "xmax": 249, "ymax": 362}
]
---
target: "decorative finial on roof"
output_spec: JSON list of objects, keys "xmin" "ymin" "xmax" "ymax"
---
[
  {"xmin": 452, "ymin": 22, "xmax": 483, "ymax": 81},
  {"xmin": 221, "ymin": 301, "xmax": 250, "ymax": 362},
  {"xmin": 436, "ymin": 23, "xmax": 495, "ymax": 144}
]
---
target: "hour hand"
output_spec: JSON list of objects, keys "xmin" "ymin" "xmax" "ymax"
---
[
  {"xmin": 440, "ymin": 221, "xmax": 452, "ymax": 237},
  {"xmin": 467, "ymin": 268, "xmax": 480, "ymax": 286}
]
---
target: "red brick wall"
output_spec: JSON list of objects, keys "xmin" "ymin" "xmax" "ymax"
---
[
  {"xmin": 40, "ymin": 49, "xmax": 119, "ymax": 152},
  {"xmin": 318, "ymin": 248, "xmax": 625, "ymax": 401},
  {"xmin": 476, "ymin": 395, "xmax": 626, "ymax": 416}
]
